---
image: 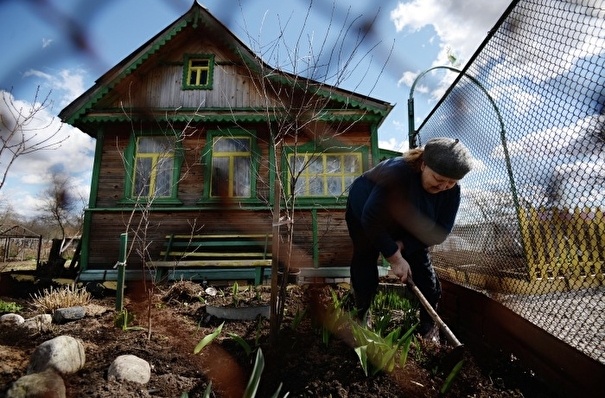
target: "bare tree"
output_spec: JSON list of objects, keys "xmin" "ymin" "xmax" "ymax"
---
[
  {"xmin": 36, "ymin": 172, "xmax": 85, "ymax": 255},
  {"xmin": 238, "ymin": 4, "xmax": 392, "ymax": 340},
  {"xmin": 118, "ymin": 105, "xmax": 204, "ymax": 340},
  {"xmin": 36, "ymin": 173, "xmax": 81, "ymax": 238},
  {"xmin": 0, "ymin": 87, "xmax": 67, "ymax": 192}
]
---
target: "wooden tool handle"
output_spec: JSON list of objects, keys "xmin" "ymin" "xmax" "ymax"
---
[{"xmin": 407, "ymin": 279, "xmax": 463, "ymax": 348}]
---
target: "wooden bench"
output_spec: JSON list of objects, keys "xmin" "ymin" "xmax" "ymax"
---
[{"xmin": 148, "ymin": 233, "xmax": 273, "ymax": 285}]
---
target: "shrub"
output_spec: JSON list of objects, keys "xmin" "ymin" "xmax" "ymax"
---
[
  {"xmin": 0, "ymin": 299, "xmax": 22, "ymax": 313},
  {"xmin": 30, "ymin": 283, "xmax": 91, "ymax": 312}
]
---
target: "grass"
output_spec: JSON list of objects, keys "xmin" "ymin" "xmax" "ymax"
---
[{"xmin": 30, "ymin": 283, "xmax": 92, "ymax": 312}]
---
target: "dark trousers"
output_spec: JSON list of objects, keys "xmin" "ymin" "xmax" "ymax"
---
[{"xmin": 346, "ymin": 213, "xmax": 441, "ymax": 333}]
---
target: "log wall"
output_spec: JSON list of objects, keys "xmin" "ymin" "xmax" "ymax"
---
[{"xmin": 86, "ymin": 121, "xmax": 374, "ymax": 270}]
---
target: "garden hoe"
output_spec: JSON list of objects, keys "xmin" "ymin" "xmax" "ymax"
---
[{"xmin": 407, "ymin": 278, "xmax": 465, "ymax": 371}]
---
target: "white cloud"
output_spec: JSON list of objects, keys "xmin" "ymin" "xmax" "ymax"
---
[
  {"xmin": 0, "ymin": 88, "xmax": 95, "ymax": 219},
  {"xmin": 391, "ymin": 0, "xmax": 511, "ymax": 63},
  {"xmin": 391, "ymin": 0, "xmax": 511, "ymax": 94},
  {"xmin": 24, "ymin": 68, "xmax": 87, "ymax": 106},
  {"xmin": 493, "ymin": 114, "xmax": 605, "ymax": 159},
  {"xmin": 397, "ymin": 70, "xmax": 418, "ymax": 87},
  {"xmin": 378, "ymin": 137, "xmax": 408, "ymax": 153}
]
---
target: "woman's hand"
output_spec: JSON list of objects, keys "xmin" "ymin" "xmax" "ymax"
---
[
  {"xmin": 395, "ymin": 240, "xmax": 404, "ymax": 252},
  {"xmin": 385, "ymin": 251, "xmax": 411, "ymax": 283}
]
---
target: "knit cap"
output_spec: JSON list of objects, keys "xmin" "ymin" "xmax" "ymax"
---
[{"xmin": 422, "ymin": 137, "xmax": 473, "ymax": 179}]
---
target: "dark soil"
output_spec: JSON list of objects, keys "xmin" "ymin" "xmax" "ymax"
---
[{"xmin": 0, "ymin": 278, "xmax": 551, "ymax": 397}]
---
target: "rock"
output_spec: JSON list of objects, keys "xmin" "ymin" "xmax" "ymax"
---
[
  {"xmin": 206, "ymin": 304, "xmax": 270, "ymax": 320},
  {"xmin": 27, "ymin": 335, "xmax": 86, "ymax": 375},
  {"xmin": 22, "ymin": 314, "xmax": 52, "ymax": 332},
  {"xmin": 107, "ymin": 354, "xmax": 151, "ymax": 384},
  {"xmin": 5, "ymin": 368, "xmax": 66, "ymax": 398},
  {"xmin": 52, "ymin": 306, "xmax": 86, "ymax": 324},
  {"xmin": 0, "ymin": 313, "xmax": 25, "ymax": 326}
]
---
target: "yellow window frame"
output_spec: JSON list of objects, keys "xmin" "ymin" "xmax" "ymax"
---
[
  {"xmin": 188, "ymin": 59, "xmax": 209, "ymax": 85},
  {"xmin": 211, "ymin": 137, "xmax": 252, "ymax": 198},
  {"xmin": 289, "ymin": 152, "xmax": 362, "ymax": 197},
  {"xmin": 183, "ymin": 54, "xmax": 214, "ymax": 90},
  {"xmin": 133, "ymin": 138, "xmax": 175, "ymax": 198}
]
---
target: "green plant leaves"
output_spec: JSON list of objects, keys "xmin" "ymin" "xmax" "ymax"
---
[
  {"xmin": 354, "ymin": 345, "xmax": 370, "ymax": 376},
  {"xmin": 440, "ymin": 359, "xmax": 465, "ymax": 394},
  {"xmin": 350, "ymin": 320, "xmax": 417, "ymax": 376},
  {"xmin": 243, "ymin": 349, "xmax": 264, "ymax": 398},
  {"xmin": 194, "ymin": 321, "xmax": 224, "ymax": 354},
  {"xmin": 229, "ymin": 332, "xmax": 253, "ymax": 356}
]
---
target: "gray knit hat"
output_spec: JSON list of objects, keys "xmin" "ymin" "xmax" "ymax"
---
[{"xmin": 422, "ymin": 137, "xmax": 473, "ymax": 179}]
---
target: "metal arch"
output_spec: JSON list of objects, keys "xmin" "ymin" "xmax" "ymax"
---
[
  {"xmin": 407, "ymin": 65, "xmax": 527, "ymax": 278},
  {"xmin": 407, "ymin": 65, "xmax": 463, "ymax": 149}
]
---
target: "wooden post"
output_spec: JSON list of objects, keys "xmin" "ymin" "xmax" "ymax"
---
[{"xmin": 115, "ymin": 233, "xmax": 127, "ymax": 311}]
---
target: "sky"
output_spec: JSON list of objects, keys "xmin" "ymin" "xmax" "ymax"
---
[{"xmin": 0, "ymin": 0, "xmax": 513, "ymax": 219}]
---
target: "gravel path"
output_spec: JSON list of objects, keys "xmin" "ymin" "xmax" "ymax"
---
[{"xmin": 497, "ymin": 286, "xmax": 605, "ymax": 364}]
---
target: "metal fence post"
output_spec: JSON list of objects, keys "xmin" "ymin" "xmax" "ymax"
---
[{"xmin": 115, "ymin": 233, "xmax": 127, "ymax": 311}]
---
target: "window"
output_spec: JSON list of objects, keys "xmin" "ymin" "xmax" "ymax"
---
[
  {"xmin": 289, "ymin": 152, "xmax": 362, "ymax": 197},
  {"xmin": 133, "ymin": 137, "xmax": 176, "ymax": 198},
  {"xmin": 183, "ymin": 54, "xmax": 214, "ymax": 90},
  {"xmin": 210, "ymin": 136, "xmax": 252, "ymax": 198},
  {"xmin": 121, "ymin": 135, "xmax": 183, "ymax": 204}
]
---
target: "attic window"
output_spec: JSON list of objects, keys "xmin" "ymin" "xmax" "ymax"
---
[{"xmin": 183, "ymin": 54, "xmax": 214, "ymax": 90}]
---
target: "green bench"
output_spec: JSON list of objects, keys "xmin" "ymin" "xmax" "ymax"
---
[{"xmin": 148, "ymin": 233, "xmax": 273, "ymax": 285}]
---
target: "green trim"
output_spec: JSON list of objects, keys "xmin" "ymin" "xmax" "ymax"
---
[
  {"xmin": 182, "ymin": 53, "xmax": 215, "ymax": 90},
  {"xmin": 71, "ymin": 110, "xmax": 383, "ymax": 127},
  {"xmin": 117, "ymin": 198, "xmax": 184, "ymax": 206},
  {"xmin": 84, "ymin": 205, "xmax": 277, "ymax": 213},
  {"xmin": 121, "ymin": 133, "xmax": 185, "ymax": 203},
  {"xmin": 268, "ymin": 129, "xmax": 277, "ymax": 204},
  {"xmin": 65, "ymin": 19, "xmax": 189, "ymax": 125},
  {"xmin": 377, "ymin": 147, "xmax": 403, "ymax": 161},
  {"xmin": 370, "ymin": 123, "xmax": 381, "ymax": 167},
  {"xmin": 199, "ymin": 129, "xmax": 261, "ymax": 202},
  {"xmin": 281, "ymin": 140, "xmax": 368, "ymax": 205},
  {"xmin": 80, "ymin": 210, "xmax": 92, "ymax": 272},
  {"xmin": 88, "ymin": 129, "xmax": 104, "ymax": 208},
  {"xmin": 243, "ymin": 66, "xmax": 391, "ymax": 117},
  {"xmin": 62, "ymin": 3, "xmax": 392, "ymax": 129}
]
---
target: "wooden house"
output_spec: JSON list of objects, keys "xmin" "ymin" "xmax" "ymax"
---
[{"xmin": 59, "ymin": 2, "xmax": 394, "ymax": 283}]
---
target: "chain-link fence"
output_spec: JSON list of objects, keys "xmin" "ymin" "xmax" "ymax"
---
[{"xmin": 416, "ymin": 0, "xmax": 605, "ymax": 364}]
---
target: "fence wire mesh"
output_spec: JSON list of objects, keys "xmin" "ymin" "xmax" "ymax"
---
[{"xmin": 417, "ymin": 0, "xmax": 605, "ymax": 364}]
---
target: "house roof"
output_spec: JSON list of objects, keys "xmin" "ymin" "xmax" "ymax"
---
[{"xmin": 58, "ymin": 1, "xmax": 393, "ymax": 132}]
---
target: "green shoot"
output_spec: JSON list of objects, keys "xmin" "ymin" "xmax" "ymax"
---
[
  {"xmin": 229, "ymin": 333, "xmax": 253, "ymax": 356},
  {"xmin": 232, "ymin": 281, "xmax": 240, "ymax": 307},
  {"xmin": 291, "ymin": 307, "xmax": 307, "ymax": 330},
  {"xmin": 228, "ymin": 317, "xmax": 263, "ymax": 357},
  {"xmin": 440, "ymin": 359, "xmax": 465, "ymax": 394},
  {"xmin": 254, "ymin": 316, "xmax": 263, "ymax": 347},
  {"xmin": 194, "ymin": 322, "xmax": 224, "ymax": 354},
  {"xmin": 243, "ymin": 349, "xmax": 264, "ymax": 398},
  {"xmin": 350, "ymin": 319, "xmax": 417, "ymax": 376},
  {"xmin": 114, "ymin": 309, "xmax": 145, "ymax": 332}
]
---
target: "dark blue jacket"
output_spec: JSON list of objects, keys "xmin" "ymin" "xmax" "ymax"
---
[{"xmin": 347, "ymin": 157, "xmax": 461, "ymax": 258}]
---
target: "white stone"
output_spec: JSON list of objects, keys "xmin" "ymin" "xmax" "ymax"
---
[
  {"xmin": 27, "ymin": 335, "xmax": 86, "ymax": 375},
  {"xmin": 23, "ymin": 314, "xmax": 52, "ymax": 332},
  {"xmin": 107, "ymin": 354, "xmax": 151, "ymax": 384},
  {"xmin": 0, "ymin": 313, "xmax": 25, "ymax": 326},
  {"xmin": 5, "ymin": 368, "xmax": 66, "ymax": 398}
]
